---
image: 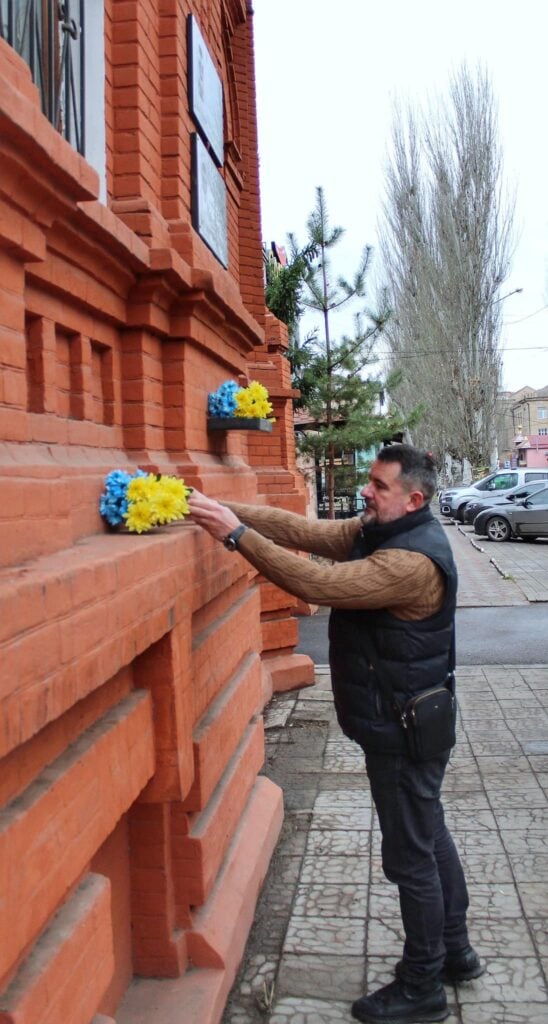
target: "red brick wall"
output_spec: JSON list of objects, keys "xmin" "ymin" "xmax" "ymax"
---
[{"xmin": 0, "ymin": 4, "xmax": 310, "ymax": 1021}]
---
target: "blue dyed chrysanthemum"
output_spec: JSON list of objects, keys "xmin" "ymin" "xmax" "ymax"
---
[
  {"xmin": 100, "ymin": 469, "xmax": 146, "ymax": 526},
  {"xmin": 208, "ymin": 380, "xmax": 240, "ymax": 418}
]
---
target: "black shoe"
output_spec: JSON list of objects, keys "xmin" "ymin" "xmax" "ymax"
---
[
  {"xmin": 440, "ymin": 946, "xmax": 485, "ymax": 983},
  {"xmin": 395, "ymin": 946, "xmax": 485, "ymax": 985},
  {"xmin": 351, "ymin": 979, "xmax": 449, "ymax": 1023}
]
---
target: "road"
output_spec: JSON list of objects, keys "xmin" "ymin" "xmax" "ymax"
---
[{"xmin": 295, "ymin": 525, "xmax": 548, "ymax": 665}]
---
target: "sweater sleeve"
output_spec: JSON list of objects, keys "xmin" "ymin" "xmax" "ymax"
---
[
  {"xmin": 236, "ymin": 529, "xmax": 445, "ymax": 618},
  {"xmin": 224, "ymin": 501, "xmax": 362, "ymax": 561}
]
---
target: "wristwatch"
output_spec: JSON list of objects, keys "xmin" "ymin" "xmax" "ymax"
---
[{"xmin": 223, "ymin": 524, "xmax": 248, "ymax": 551}]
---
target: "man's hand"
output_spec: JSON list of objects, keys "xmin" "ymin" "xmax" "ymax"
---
[{"xmin": 188, "ymin": 490, "xmax": 242, "ymax": 542}]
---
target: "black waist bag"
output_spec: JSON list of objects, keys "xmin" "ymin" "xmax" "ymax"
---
[{"xmin": 399, "ymin": 680, "xmax": 456, "ymax": 760}]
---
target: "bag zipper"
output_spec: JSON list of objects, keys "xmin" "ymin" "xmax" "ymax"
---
[{"xmin": 408, "ymin": 686, "xmax": 452, "ymax": 725}]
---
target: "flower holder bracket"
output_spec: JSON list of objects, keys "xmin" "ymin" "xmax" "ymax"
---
[{"xmin": 207, "ymin": 417, "xmax": 273, "ymax": 433}]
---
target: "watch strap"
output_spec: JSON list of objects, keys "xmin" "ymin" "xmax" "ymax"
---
[{"xmin": 223, "ymin": 524, "xmax": 247, "ymax": 550}]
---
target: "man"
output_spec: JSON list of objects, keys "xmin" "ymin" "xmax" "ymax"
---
[{"xmin": 189, "ymin": 444, "xmax": 483, "ymax": 1024}]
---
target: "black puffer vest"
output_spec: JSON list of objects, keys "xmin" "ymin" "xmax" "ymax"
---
[{"xmin": 329, "ymin": 505, "xmax": 457, "ymax": 753}]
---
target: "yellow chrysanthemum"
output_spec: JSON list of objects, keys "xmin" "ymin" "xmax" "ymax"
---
[
  {"xmin": 124, "ymin": 501, "xmax": 156, "ymax": 534},
  {"xmin": 126, "ymin": 474, "xmax": 157, "ymax": 502},
  {"xmin": 150, "ymin": 490, "xmax": 182, "ymax": 524},
  {"xmin": 247, "ymin": 381, "xmax": 268, "ymax": 400},
  {"xmin": 121, "ymin": 473, "xmax": 191, "ymax": 533},
  {"xmin": 158, "ymin": 476, "xmax": 182, "ymax": 496},
  {"xmin": 234, "ymin": 380, "xmax": 274, "ymax": 419},
  {"xmin": 160, "ymin": 477, "xmax": 190, "ymax": 507}
]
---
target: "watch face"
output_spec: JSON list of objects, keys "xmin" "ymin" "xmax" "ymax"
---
[{"xmin": 224, "ymin": 525, "xmax": 246, "ymax": 550}]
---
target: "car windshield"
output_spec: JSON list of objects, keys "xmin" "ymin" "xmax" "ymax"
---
[
  {"xmin": 475, "ymin": 475, "xmax": 499, "ymax": 492},
  {"xmin": 471, "ymin": 473, "xmax": 494, "ymax": 487}
]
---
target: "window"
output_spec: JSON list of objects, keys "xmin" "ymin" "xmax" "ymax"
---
[
  {"xmin": 1, "ymin": 1, "xmax": 85, "ymax": 154},
  {"xmin": 538, "ymin": 407, "xmax": 547, "ymax": 420},
  {"xmin": 492, "ymin": 473, "xmax": 518, "ymax": 490},
  {"xmin": 539, "ymin": 428, "xmax": 548, "ymax": 436},
  {"xmin": 524, "ymin": 472, "xmax": 548, "ymax": 483},
  {"xmin": 525, "ymin": 488, "xmax": 548, "ymax": 506},
  {"xmin": 1, "ymin": 1, "xmax": 106, "ymax": 197},
  {"xmin": 83, "ymin": 0, "xmax": 106, "ymax": 201}
]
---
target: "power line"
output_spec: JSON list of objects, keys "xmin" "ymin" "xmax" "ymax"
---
[
  {"xmin": 503, "ymin": 303, "xmax": 548, "ymax": 325},
  {"xmin": 373, "ymin": 344, "xmax": 548, "ymax": 359}
]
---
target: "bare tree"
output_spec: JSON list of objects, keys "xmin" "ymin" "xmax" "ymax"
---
[{"xmin": 379, "ymin": 65, "xmax": 514, "ymax": 478}]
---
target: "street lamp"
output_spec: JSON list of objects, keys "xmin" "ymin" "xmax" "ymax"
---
[{"xmin": 494, "ymin": 287, "xmax": 523, "ymax": 305}]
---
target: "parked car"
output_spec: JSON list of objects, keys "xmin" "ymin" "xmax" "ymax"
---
[
  {"xmin": 474, "ymin": 485, "xmax": 548, "ymax": 541},
  {"xmin": 439, "ymin": 468, "xmax": 548, "ymax": 522},
  {"xmin": 463, "ymin": 480, "xmax": 548, "ymax": 525}
]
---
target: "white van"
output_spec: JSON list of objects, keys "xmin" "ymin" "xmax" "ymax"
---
[{"xmin": 439, "ymin": 468, "xmax": 548, "ymax": 521}]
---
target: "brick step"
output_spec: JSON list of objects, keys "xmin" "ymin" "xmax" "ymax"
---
[
  {"xmin": 172, "ymin": 717, "xmax": 265, "ymax": 907},
  {"xmin": 0, "ymin": 874, "xmax": 113, "ymax": 1024},
  {"xmin": 186, "ymin": 775, "xmax": 283, "ymax": 968},
  {"xmin": 181, "ymin": 652, "xmax": 263, "ymax": 813},
  {"xmin": 0, "ymin": 528, "xmax": 195, "ymax": 758},
  {"xmin": 265, "ymin": 651, "xmax": 315, "ymax": 693},
  {"xmin": 0, "ymin": 691, "xmax": 154, "ymax": 982},
  {"xmin": 191, "ymin": 586, "xmax": 262, "ymax": 722},
  {"xmin": 117, "ymin": 776, "xmax": 283, "ymax": 1024}
]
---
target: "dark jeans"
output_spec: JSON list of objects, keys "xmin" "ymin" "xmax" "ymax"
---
[{"xmin": 365, "ymin": 748, "xmax": 469, "ymax": 989}]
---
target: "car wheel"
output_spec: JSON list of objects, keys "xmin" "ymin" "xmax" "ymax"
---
[
  {"xmin": 455, "ymin": 504, "xmax": 468, "ymax": 523},
  {"xmin": 485, "ymin": 516, "xmax": 511, "ymax": 542}
]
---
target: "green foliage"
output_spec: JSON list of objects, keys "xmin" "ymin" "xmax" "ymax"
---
[
  {"xmin": 263, "ymin": 239, "xmax": 318, "ymax": 342},
  {"xmin": 287, "ymin": 330, "xmax": 322, "ymax": 410},
  {"xmin": 265, "ymin": 188, "xmax": 421, "ymax": 514}
]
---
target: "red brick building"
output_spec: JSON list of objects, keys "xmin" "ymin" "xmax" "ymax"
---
[{"xmin": 0, "ymin": 3, "xmax": 313, "ymax": 1022}]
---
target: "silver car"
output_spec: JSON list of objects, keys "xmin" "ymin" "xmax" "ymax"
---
[{"xmin": 439, "ymin": 468, "xmax": 548, "ymax": 521}]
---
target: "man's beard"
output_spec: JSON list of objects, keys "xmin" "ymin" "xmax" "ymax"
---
[{"xmin": 361, "ymin": 504, "xmax": 377, "ymax": 525}]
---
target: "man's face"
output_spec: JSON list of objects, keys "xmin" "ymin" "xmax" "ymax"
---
[{"xmin": 360, "ymin": 459, "xmax": 423, "ymax": 525}]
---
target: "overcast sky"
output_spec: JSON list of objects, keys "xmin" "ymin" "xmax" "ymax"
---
[{"xmin": 253, "ymin": 0, "xmax": 548, "ymax": 393}]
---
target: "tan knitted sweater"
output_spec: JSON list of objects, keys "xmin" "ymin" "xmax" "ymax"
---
[{"xmin": 225, "ymin": 502, "xmax": 445, "ymax": 621}]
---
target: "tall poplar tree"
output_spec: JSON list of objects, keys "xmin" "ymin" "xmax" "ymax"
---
[{"xmin": 379, "ymin": 65, "xmax": 514, "ymax": 478}]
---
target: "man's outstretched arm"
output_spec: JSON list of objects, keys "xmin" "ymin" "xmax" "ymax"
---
[
  {"xmin": 188, "ymin": 492, "xmax": 444, "ymax": 617},
  {"xmin": 190, "ymin": 492, "xmax": 362, "ymax": 561}
]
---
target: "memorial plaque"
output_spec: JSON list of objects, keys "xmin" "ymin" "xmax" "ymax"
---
[
  {"xmin": 191, "ymin": 134, "xmax": 228, "ymax": 268},
  {"xmin": 187, "ymin": 14, "xmax": 224, "ymax": 167}
]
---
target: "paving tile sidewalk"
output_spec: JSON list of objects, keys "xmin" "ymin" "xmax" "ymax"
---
[
  {"xmin": 222, "ymin": 666, "xmax": 548, "ymax": 1024},
  {"xmin": 455, "ymin": 526, "xmax": 548, "ymax": 603},
  {"xmin": 442, "ymin": 523, "xmax": 528, "ymax": 607}
]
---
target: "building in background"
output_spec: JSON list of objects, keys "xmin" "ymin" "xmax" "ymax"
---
[
  {"xmin": 0, "ymin": 4, "xmax": 313, "ymax": 1022},
  {"xmin": 497, "ymin": 384, "xmax": 548, "ymax": 468}
]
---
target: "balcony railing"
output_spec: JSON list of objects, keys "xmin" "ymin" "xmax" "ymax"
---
[{"xmin": 1, "ymin": 0, "xmax": 85, "ymax": 154}]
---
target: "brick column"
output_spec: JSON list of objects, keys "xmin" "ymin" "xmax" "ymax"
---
[
  {"xmin": 246, "ymin": 315, "xmax": 315, "ymax": 692},
  {"xmin": 110, "ymin": 0, "xmax": 170, "ymax": 246},
  {"xmin": 232, "ymin": 5, "xmax": 266, "ymax": 326}
]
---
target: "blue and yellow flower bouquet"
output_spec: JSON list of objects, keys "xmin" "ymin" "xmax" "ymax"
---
[
  {"xmin": 207, "ymin": 380, "xmax": 274, "ymax": 430},
  {"xmin": 100, "ymin": 469, "xmax": 190, "ymax": 534}
]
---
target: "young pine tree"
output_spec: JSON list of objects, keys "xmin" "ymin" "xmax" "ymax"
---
[{"xmin": 267, "ymin": 187, "xmax": 408, "ymax": 518}]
